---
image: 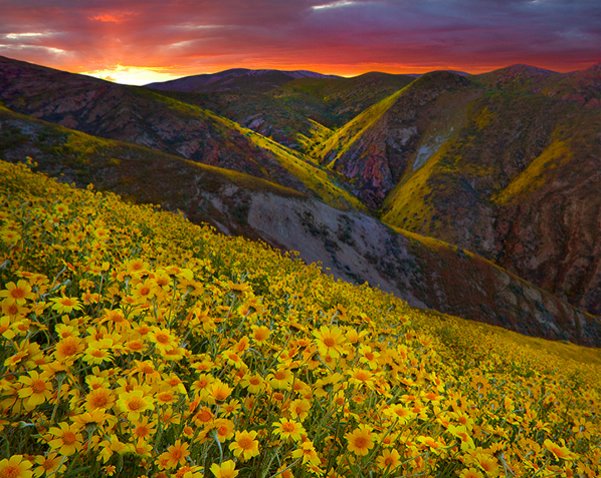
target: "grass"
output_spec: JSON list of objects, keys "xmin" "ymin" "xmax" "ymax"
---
[
  {"xmin": 312, "ymin": 84, "xmax": 413, "ymax": 166},
  {"xmin": 494, "ymin": 138, "xmax": 574, "ymax": 204}
]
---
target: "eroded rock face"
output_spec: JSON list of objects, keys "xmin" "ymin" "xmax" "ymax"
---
[
  {"xmin": 336, "ymin": 66, "xmax": 601, "ymax": 316},
  {"xmin": 159, "ymin": 176, "xmax": 600, "ymax": 345},
  {"xmin": 233, "ymin": 192, "xmax": 600, "ymax": 346},
  {"xmin": 493, "ymin": 158, "xmax": 601, "ymax": 315}
]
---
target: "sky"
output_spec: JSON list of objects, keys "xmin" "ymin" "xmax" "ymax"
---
[{"xmin": 1, "ymin": 0, "xmax": 600, "ymax": 85}]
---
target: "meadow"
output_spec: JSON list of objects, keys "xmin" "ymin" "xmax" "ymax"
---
[{"xmin": 0, "ymin": 159, "xmax": 599, "ymax": 477}]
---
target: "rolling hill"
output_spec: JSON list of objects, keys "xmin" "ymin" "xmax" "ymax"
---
[
  {"xmin": 2, "ymin": 106, "xmax": 597, "ymax": 344},
  {"xmin": 0, "ymin": 56, "xmax": 360, "ymax": 211}
]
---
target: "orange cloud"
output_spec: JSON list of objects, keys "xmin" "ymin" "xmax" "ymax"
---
[{"xmin": 89, "ymin": 12, "xmax": 135, "ymax": 24}]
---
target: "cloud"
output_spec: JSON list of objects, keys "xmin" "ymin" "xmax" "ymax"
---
[
  {"xmin": 0, "ymin": 0, "xmax": 599, "ymax": 79},
  {"xmin": 89, "ymin": 12, "xmax": 136, "ymax": 23},
  {"xmin": 311, "ymin": 1, "xmax": 360, "ymax": 10},
  {"xmin": 5, "ymin": 32, "xmax": 49, "ymax": 39}
]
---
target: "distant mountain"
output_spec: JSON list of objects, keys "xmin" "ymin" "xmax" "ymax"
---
[
  {"xmin": 479, "ymin": 64, "xmax": 559, "ymax": 89},
  {"xmin": 147, "ymin": 68, "xmax": 339, "ymax": 93},
  {"xmin": 148, "ymin": 69, "xmax": 414, "ymax": 149}
]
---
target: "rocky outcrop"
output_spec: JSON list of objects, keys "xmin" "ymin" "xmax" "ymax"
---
[{"xmin": 493, "ymin": 150, "xmax": 601, "ymax": 314}]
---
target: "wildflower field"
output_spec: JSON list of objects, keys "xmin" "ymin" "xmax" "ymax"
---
[{"xmin": 0, "ymin": 159, "xmax": 600, "ymax": 477}]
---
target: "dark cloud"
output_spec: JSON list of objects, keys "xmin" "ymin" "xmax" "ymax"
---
[{"xmin": 0, "ymin": 0, "xmax": 599, "ymax": 79}]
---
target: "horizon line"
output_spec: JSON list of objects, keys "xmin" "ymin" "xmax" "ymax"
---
[{"xmin": 2, "ymin": 54, "xmax": 599, "ymax": 86}]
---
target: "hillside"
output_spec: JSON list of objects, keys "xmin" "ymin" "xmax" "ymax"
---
[
  {"xmin": 379, "ymin": 68, "xmax": 601, "ymax": 314},
  {"xmin": 1, "ymin": 161, "xmax": 600, "ymax": 477},
  {"xmin": 315, "ymin": 71, "xmax": 477, "ymax": 208},
  {"xmin": 0, "ymin": 56, "xmax": 360, "ymax": 211},
  {"xmin": 2, "ymin": 56, "xmax": 600, "ymax": 340},
  {"xmin": 148, "ymin": 70, "xmax": 414, "ymax": 151},
  {"xmin": 1, "ymin": 106, "xmax": 598, "ymax": 344},
  {"xmin": 288, "ymin": 63, "xmax": 600, "ymax": 315},
  {"xmin": 0, "ymin": 105, "xmax": 307, "ymax": 227}
]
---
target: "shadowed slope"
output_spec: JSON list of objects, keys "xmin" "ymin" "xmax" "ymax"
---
[{"xmin": 0, "ymin": 55, "xmax": 360, "ymax": 210}]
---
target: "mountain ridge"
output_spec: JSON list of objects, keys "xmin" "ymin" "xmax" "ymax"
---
[
  {"xmin": 0, "ymin": 55, "xmax": 361, "ymax": 211},
  {"xmin": 147, "ymin": 67, "xmax": 340, "ymax": 93}
]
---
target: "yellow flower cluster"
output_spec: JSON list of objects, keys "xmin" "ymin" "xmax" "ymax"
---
[{"xmin": 0, "ymin": 159, "xmax": 600, "ymax": 477}]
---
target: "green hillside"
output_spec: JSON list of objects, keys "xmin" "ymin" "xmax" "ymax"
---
[{"xmin": 312, "ymin": 86, "xmax": 410, "ymax": 165}]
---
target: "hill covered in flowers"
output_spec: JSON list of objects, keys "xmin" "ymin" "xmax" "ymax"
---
[{"xmin": 1, "ymin": 159, "xmax": 600, "ymax": 477}]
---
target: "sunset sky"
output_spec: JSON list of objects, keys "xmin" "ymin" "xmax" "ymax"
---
[{"xmin": 1, "ymin": 0, "xmax": 600, "ymax": 85}]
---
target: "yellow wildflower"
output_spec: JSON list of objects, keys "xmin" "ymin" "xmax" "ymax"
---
[
  {"xmin": 47, "ymin": 422, "xmax": 83, "ymax": 456},
  {"xmin": 376, "ymin": 448, "xmax": 401, "ymax": 471},
  {"xmin": 229, "ymin": 430, "xmax": 260, "ymax": 461},
  {"xmin": 0, "ymin": 455, "xmax": 33, "ymax": 478},
  {"xmin": 210, "ymin": 460, "xmax": 239, "ymax": 478},
  {"xmin": 158, "ymin": 439, "xmax": 189, "ymax": 469},
  {"xmin": 117, "ymin": 389, "xmax": 154, "ymax": 421},
  {"xmin": 0, "ymin": 281, "xmax": 34, "ymax": 304},
  {"xmin": 345, "ymin": 424, "xmax": 374, "ymax": 456},
  {"xmin": 273, "ymin": 418, "xmax": 305, "ymax": 442},
  {"xmin": 544, "ymin": 439, "xmax": 579, "ymax": 461},
  {"xmin": 17, "ymin": 370, "xmax": 53, "ymax": 411},
  {"xmin": 50, "ymin": 296, "xmax": 82, "ymax": 314},
  {"xmin": 313, "ymin": 325, "xmax": 347, "ymax": 358}
]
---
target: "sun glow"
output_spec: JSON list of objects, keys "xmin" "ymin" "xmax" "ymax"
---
[{"xmin": 80, "ymin": 65, "xmax": 182, "ymax": 85}]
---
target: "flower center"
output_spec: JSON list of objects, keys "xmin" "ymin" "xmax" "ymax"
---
[
  {"xmin": 155, "ymin": 333, "xmax": 169, "ymax": 344},
  {"xmin": 59, "ymin": 341, "xmax": 78, "ymax": 356},
  {"xmin": 32, "ymin": 379, "xmax": 47, "ymax": 394},
  {"xmin": 11, "ymin": 288, "xmax": 26, "ymax": 299},
  {"xmin": 2, "ymin": 464, "xmax": 21, "ymax": 478},
  {"xmin": 238, "ymin": 437, "xmax": 254, "ymax": 450},
  {"xmin": 62, "ymin": 431, "xmax": 77, "ymax": 445},
  {"xmin": 354, "ymin": 436, "xmax": 368, "ymax": 448},
  {"xmin": 127, "ymin": 397, "xmax": 144, "ymax": 411},
  {"xmin": 91, "ymin": 393, "xmax": 109, "ymax": 408},
  {"xmin": 323, "ymin": 337, "xmax": 336, "ymax": 347},
  {"xmin": 282, "ymin": 422, "xmax": 296, "ymax": 432}
]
